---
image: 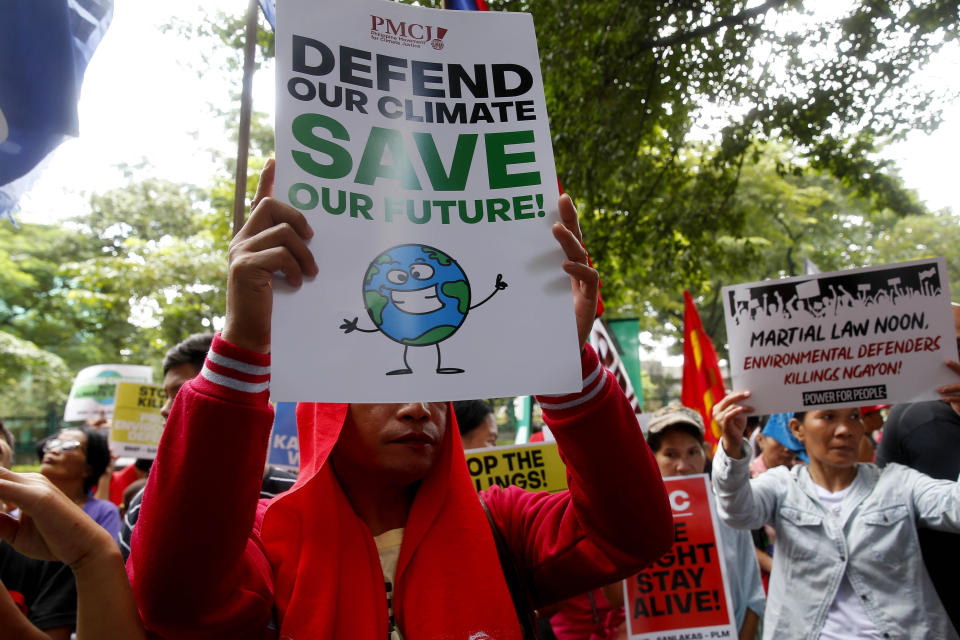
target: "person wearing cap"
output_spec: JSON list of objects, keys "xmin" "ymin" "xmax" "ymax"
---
[
  {"xmin": 645, "ymin": 404, "xmax": 764, "ymax": 640},
  {"xmin": 712, "ymin": 350, "xmax": 960, "ymax": 640},
  {"xmin": 549, "ymin": 405, "xmax": 764, "ymax": 640},
  {"xmin": 749, "ymin": 413, "xmax": 807, "ymax": 478}
]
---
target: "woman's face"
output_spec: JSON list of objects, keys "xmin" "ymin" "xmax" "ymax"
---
[
  {"xmin": 40, "ymin": 429, "xmax": 90, "ymax": 484},
  {"xmin": 791, "ymin": 409, "xmax": 864, "ymax": 469},
  {"xmin": 654, "ymin": 429, "xmax": 706, "ymax": 478}
]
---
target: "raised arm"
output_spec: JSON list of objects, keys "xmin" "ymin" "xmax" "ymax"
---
[
  {"xmin": 128, "ymin": 159, "xmax": 317, "ymax": 638},
  {"xmin": 483, "ymin": 343, "xmax": 673, "ymax": 608},
  {"xmin": 710, "ymin": 391, "xmax": 782, "ymax": 530},
  {"xmin": 481, "ymin": 194, "xmax": 673, "ymax": 607},
  {"xmin": 0, "ymin": 469, "xmax": 143, "ymax": 640}
]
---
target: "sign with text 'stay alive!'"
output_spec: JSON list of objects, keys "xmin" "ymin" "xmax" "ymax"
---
[
  {"xmin": 723, "ymin": 258, "xmax": 958, "ymax": 415},
  {"xmin": 271, "ymin": 0, "xmax": 581, "ymax": 402},
  {"xmin": 624, "ymin": 475, "xmax": 736, "ymax": 640}
]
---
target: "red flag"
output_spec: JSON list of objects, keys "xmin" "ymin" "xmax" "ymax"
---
[{"xmin": 681, "ymin": 290, "xmax": 726, "ymax": 447}]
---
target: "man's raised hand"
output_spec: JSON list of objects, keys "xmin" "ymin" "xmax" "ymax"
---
[
  {"xmin": 222, "ymin": 159, "xmax": 319, "ymax": 354},
  {"xmin": 551, "ymin": 194, "xmax": 599, "ymax": 353}
]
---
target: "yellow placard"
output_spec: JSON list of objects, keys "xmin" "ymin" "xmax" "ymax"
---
[
  {"xmin": 465, "ymin": 442, "xmax": 567, "ymax": 493},
  {"xmin": 109, "ymin": 382, "xmax": 166, "ymax": 458}
]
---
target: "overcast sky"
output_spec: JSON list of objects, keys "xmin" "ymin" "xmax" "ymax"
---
[{"xmin": 16, "ymin": 1, "xmax": 959, "ymax": 228}]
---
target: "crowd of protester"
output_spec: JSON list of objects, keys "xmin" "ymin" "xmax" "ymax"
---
[{"xmin": 1, "ymin": 160, "xmax": 959, "ymax": 640}]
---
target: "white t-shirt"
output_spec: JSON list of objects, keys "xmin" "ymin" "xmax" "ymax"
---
[
  {"xmin": 375, "ymin": 528, "xmax": 405, "ymax": 640},
  {"xmin": 815, "ymin": 484, "xmax": 883, "ymax": 640}
]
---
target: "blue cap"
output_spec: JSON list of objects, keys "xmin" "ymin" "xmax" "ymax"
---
[{"xmin": 762, "ymin": 413, "xmax": 810, "ymax": 464}]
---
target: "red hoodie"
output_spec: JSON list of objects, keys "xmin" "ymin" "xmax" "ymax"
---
[{"xmin": 128, "ymin": 335, "xmax": 671, "ymax": 639}]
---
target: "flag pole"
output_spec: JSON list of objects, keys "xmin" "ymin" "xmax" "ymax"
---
[{"xmin": 232, "ymin": 0, "xmax": 260, "ymax": 238}]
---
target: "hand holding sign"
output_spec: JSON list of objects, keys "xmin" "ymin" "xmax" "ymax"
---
[
  {"xmin": 552, "ymin": 194, "xmax": 598, "ymax": 352},
  {"xmin": 712, "ymin": 390, "xmax": 754, "ymax": 459},
  {"xmin": 223, "ymin": 159, "xmax": 320, "ymax": 354}
]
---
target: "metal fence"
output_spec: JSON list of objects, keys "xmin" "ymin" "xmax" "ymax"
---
[{"xmin": 4, "ymin": 406, "xmax": 67, "ymax": 466}]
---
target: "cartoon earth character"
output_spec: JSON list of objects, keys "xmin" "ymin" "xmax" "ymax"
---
[{"xmin": 340, "ymin": 244, "xmax": 507, "ymax": 375}]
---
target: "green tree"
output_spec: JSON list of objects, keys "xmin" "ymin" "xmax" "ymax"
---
[
  {"xmin": 0, "ymin": 175, "xmax": 230, "ymax": 375},
  {"xmin": 610, "ymin": 144, "xmax": 923, "ymax": 355},
  {"xmin": 0, "ymin": 218, "xmax": 113, "ymax": 368},
  {"xmin": 871, "ymin": 210, "xmax": 960, "ymax": 296},
  {"xmin": 68, "ymin": 175, "xmax": 230, "ymax": 368},
  {"xmin": 520, "ymin": 0, "xmax": 954, "ymax": 300},
  {"xmin": 199, "ymin": 0, "xmax": 954, "ymax": 306},
  {"xmin": 0, "ymin": 330, "xmax": 72, "ymax": 418}
]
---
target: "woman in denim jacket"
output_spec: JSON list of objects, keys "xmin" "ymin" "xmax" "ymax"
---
[{"xmin": 710, "ymin": 360, "xmax": 960, "ymax": 640}]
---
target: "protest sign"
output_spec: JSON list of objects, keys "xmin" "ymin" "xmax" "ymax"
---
[
  {"xmin": 108, "ymin": 382, "xmax": 165, "ymax": 459},
  {"xmin": 465, "ymin": 441, "xmax": 566, "ymax": 493},
  {"xmin": 271, "ymin": 0, "xmax": 581, "ymax": 402},
  {"xmin": 624, "ymin": 475, "xmax": 736, "ymax": 640},
  {"xmin": 723, "ymin": 258, "xmax": 958, "ymax": 415},
  {"xmin": 268, "ymin": 402, "xmax": 301, "ymax": 471},
  {"xmin": 64, "ymin": 364, "xmax": 153, "ymax": 421}
]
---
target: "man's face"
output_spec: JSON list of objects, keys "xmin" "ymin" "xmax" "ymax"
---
[
  {"xmin": 760, "ymin": 434, "xmax": 799, "ymax": 469},
  {"xmin": 461, "ymin": 413, "xmax": 499, "ymax": 450},
  {"xmin": 332, "ymin": 403, "xmax": 448, "ymax": 486},
  {"xmin": 161, "ymin": 362, "xmax": 202, "ymax": 420}
]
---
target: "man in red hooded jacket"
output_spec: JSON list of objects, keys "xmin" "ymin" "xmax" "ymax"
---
[{"xmin": 128, "ymin": 160, "xmax": 673, "ymax": 639}]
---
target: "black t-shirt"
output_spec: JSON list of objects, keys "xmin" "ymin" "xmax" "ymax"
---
[
  {"xmin": 876, "ymin": 400, "xmax": 960, "ymax": 629},
  {"xmin": 0, "ymin": 541, "xmax": 77, "ymax": 631}
]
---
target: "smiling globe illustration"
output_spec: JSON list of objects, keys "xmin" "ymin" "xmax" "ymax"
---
[{"xmin": 363, "ymin": 244, "xmax": 471, "ymax": 347}]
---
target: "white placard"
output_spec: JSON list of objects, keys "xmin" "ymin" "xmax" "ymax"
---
[
  {"xmin": 723, "ymin": 258, "xmax": 958, "ymax": 415},
  {"xmin": 271, "ymin": 0, "xmax": 581, "ymax": 402},
  {"xmin": 63, "ymin": 364, "xmax": 154, "ymax": 422}
]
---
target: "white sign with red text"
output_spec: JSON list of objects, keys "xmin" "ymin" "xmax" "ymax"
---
[{"xmin": 723, "ymin": 258, "xmax": 958, "ymax": 414}]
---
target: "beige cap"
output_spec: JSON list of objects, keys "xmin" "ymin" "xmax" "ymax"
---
[{"xmin": 647, "ymin": 403, "xmax": 705, "ymax": 436}]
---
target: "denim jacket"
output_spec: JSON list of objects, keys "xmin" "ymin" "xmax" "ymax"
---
[{"xmin": 712, "ymin": 442, "xmax": 960, "ymax": 640}]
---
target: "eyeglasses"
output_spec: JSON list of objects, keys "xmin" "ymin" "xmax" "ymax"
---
[{"xmin": 43, "ymin": 439, "xmax": 83, "ymax": 454}]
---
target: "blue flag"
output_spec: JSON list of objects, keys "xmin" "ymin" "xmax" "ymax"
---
[
  {"xmin": 259, "ymin": 0, "xmax": 276, "ymax": 31},
  {"xmin": 0, "ymin": 0, "xmax": 114, "ymax": 220}
]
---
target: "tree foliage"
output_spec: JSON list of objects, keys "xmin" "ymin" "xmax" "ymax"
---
[
  {"xmin": 513, "ymin": 0, "xmax": 956, "ymax": 303},
  {"xmin": 0, "ymin": 176, "xmax": 230, "ymax": 377},
  {"xmin": 202, "ymin": 0, "xmax": 955, "ymax": 313},
  {"xmin": 615, "ymin": 144, "xmax": 931, "ymax": 355},
  {"xmin": 0, "ymin": 330, "xmax": 73, "ymax": 418},
  {"xmin": 3, "ymin": 0, "xmax": 956, "ymax": 407}
]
